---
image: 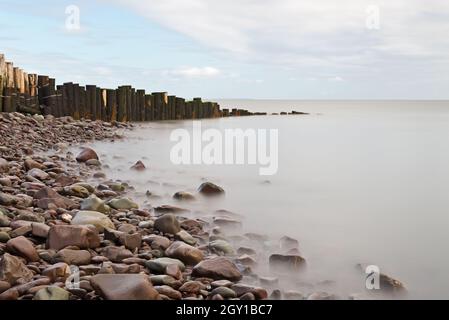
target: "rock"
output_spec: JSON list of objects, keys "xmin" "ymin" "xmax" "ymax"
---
[
  {"xmin": 0, "ymin": 192, "xmax": 16, "ymax": 206},
  {"xmin": 47, "ymin": 225, "xmax": 101, "ymax": 251},
  {"xmin": 0, "ymin": 158, "xmax": 9, "ymax": 173},
  {"xmin": 165, "ymin": 241, "xmax": 204, "ymax": 265},
  {"xmin": 143, "ymin": 235, "xmax": 171, "ymax": 250},
  {"xmin": 231, "ymin": 284, "xmax": 268, "ymax": 300},
  {"xmin": 209, "ymin": 240, "xmax": 235, "ymax": 255},
  {"xmin": 130, "ymin": 160, "xmax": 146, "ymax": 171},
  {"xmin": 284, "ymin": 290, "xmax": 304, "ymax": 300},
  {"xmin": 0, "ymin": 281, "xmax": 10, "ymax": 294},
  {"xmin": 10, "ymin": 224, "xmax": 32, "ymax": 238},
  {"xmin": 80, "ymin": 195, "xmax": 110, "ymax": 213},
  {"xmin": 104, "ymin": 229, "xmax": 142, "ymax": 251},
  {"xmin": 379, "ymin": 273, "xmax": 406, "ymax": 292},
  {"xmin": 179, "ymin": 280, "xmax": 205, "ymax": 294},
  {"xmin": 34, "ymin": 187, "xmax": 76, "ymax": 210},
  {"xmin": 76, "ymin": 147, "xmax": 99, "ymax": 163},
  {"xmin": 150, "ymin": 275, "xmax": 179, "ymax": 287},
  {"xmin": 154, "ymin": 214, "xmax": 180, "ymax": 234},
  {"xmin": 90, "ymin": 274, "xmax": 160, "ymax": 300},
  {"xmin": 101, "ymin": 246, "xmax": 133, "ymax": 262},
  {"xmin": 240, "ymin": 292, "xmax": 256, "ymax": 300},
  {"xmin": 154, "ymin": 285, "xmax": 182, "ymax": 299},
  {"xmin": 71, "ymin": 210, "xmax": 115, "ymax": 232},
  {"xmin": 173, "ymin": 191, "xmax": 195, "ymax": 201},
  {"xmin": 0, "ymin": 288, "xmax": 19, "ymax": 300},
  {"xmin": 42, "ymin": 262, "xmax": 71, "ymax": 281},
  {"xmin": 211, "ymin": 280, "xmax": 233, "ymax": 288},
  {"xmin": 192, "ymin": 257, "xmax": 242, "ymax": 282},
  {"xmin": 236, "ymin": 254, "xmax": 257, "ymax": 267},
  {"xmin": 213, "ymin": 217, "xmax": 242, "ymax": 230},
  {"xmin": 0, "ymin": 232, "xmax": 10, "ymax": 243},
  {"xmin": 86, "ymin": 159, "xmax": 101, "ymax": 166},
  {"xmin": 24, "ymin": 158, "xmax": 45, "ymax": 170},
  {"xmin": 53, "ymin": 248, "xmax": 92, "ymax": 265},
  {"xmin": 154, "ymin": 205, "xmax": 190, "ymax": 214},
  {"xmin": 145, "ymin": 258, "xmax": 185, "ymax": 274},
  {"xmin": 31, "ymin": 222, "xmax": 50, "ymax": 238},
  {"xmin": 34, "ymin": 286, "xmax": 70, "ymax": 300},
  {"xmin": 0, "ymin": 253, "xmax": 34, "ymax": 285},
  {"xmin": 269, "ymin": 254, "xmax": 306, "ymax": 272},
  {"xmin": 0, "ymin": 178, "xmax": 11, "ymax": 187},
  {"xmin": 64, "ymin": 185, "xmax": 90, "ymax": 198},
  {"xmin": 6, "ymin": 236, "xmax": 40, "ymax": 262},
  {"xmin": 211, "ymin": 286, "xmax": 237, "ymax": 299},
  {"xmin": 198, "ymin": 182, "xmax": 225, "ymax": 196},
  {"xmin": 107, "ymin": 198, "xmax": 138, "ymax": 210},
  {"xmin": 28, "ymin": 168, "xmax": 49, "ymax": 180},
  {"xmin": 175, "ymin": 230, "xmax": 197, "ymax": 245}
]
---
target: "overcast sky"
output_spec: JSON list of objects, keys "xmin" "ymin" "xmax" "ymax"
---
[{"xmin": 0, "ymin": 0, "xmax": 448, "ymax": 99}]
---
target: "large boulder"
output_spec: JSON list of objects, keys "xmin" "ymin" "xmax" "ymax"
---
[
  {"xmin": 47, "ymin": 225, "xmax": 101, "ymax": 251},
  {"xmin": 71, "ymin": 210, "xmax": 115, "ymax": 232},
  {"xmin": 154, "ymin": 214, "xmax": 180, "ymax": 234},
  {"xmin": 90, "ymin": 274, "xmax": 160, "ymax": 300},
  {"xmin": 76, "ymin": 147, "xmax": 99, "ymax": 163},
  {"xmin": 6, "ymin": 236, "xmax": 40, "ymax": 262},
  {"xmin": 165, "ymin": 241, "xmax": 204, "ymax": 265},
  {"xmin": 192, "ymin": 257, "xmax": 242, "ymax": 282},
  {"xmin": 0, "ymin": 253, "xmax": 34, "ymax": 285}
]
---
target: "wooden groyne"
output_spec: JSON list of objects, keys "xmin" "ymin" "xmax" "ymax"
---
[{"xmin": 0, "ymin": 54, "xmax": 262, "ymax": 121}]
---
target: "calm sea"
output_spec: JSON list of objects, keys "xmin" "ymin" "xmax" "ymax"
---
[{"xmin": 86, "ymin": 100, "xmax": 449, "ymax": 299}]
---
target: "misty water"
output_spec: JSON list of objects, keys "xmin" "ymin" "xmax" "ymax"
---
[{"xmin": 84, "ymin": 100, "xmax": 449, "ymax": 299}]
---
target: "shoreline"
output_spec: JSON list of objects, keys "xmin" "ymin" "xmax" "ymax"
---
[{"xmin": 0, "ymin": 112, "xmax": 406, "ymax": 300}]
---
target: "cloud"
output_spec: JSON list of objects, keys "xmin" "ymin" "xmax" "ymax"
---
[{"xmin": 164, "ymin": 66, "xmax": 221, "ymax": 78}]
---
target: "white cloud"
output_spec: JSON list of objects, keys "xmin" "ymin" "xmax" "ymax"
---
[{"xmin": 166, "ymin": 66, "xmax": 221, "ymax": 78}]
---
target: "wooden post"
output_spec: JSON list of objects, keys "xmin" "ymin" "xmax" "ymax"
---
[
  {"xmin": 144, "ymin": 94, "xmax": 152, "ymax": 121},
  {"xmin": 46, "ymin": 78, "xmax": 56, "ymax": 116},
  {"xmin": 101, "ymin": 89, "xmax": 108, "ymax": 121},
  {"xmin": 130, "ymin": 88, "xmax": 136, "ymax": 121},
  {"xmin": 175, "ymin": 97, "xmax": 185, "ymax": 120},
  {"xmin": 152, "ymin": 92, "xmax": 167, "ymax": 121},
  {"xmin": 37, "ymin": 75, "xmax": 49, "ymax": 111},
  {"xmin": 29, "ymin": 74, "xmax": 38, "ymax": 97},
  {"xmin": 106, "ymin": 89, "xmax": 117, "ymax": 122},
  {"xmin": 136, "ymin": 89, "xmax": 145, "ymax": 122},
  {"xmin": 96, "ymin": 87, "xmax": 102, "ymax": 120},
  {"xmin": 86, "ymin": 85, "xmax": 96, "ymax": 120},
  {"xmin": 117, "ymin": 86, "xmax": 127, "ymax": 122},
  {"xmin": 72, "ymin": 83, "xmax": 80, "ymax": 120},
  {"xmin": 56, "ymin": 86, "xmax": 63, "ymax": 117},
  {"xmin": 168, "ymin": 95, "xmax": 176, "ymax": 120},
  {"xmin": 6, "ymin": 63, "xmax": 14, "ymax": 88}
]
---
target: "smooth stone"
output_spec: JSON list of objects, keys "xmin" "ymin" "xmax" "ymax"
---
[
  {"xmin": 280, "ymin": 236, "xmax": 299, "ymax": 250},
  {"xmin": 90, "ymin": 274, "xmax": 160, "ymax": 300},
  {"xmin": 71, "ymin": 210, "xmax": 115, "ymax": 232},
  {"xmin": 150, "ymin": 275, "xmax": 178, "ymax": 287},
  {"xmin": 173, "ymin": 191, "xmax": 195, "ymax": 201},
  {"xmin": 33, "ymin": 286, "xmax": 70, "ymax": 300},
  {"xmin": 107, "ymin": 198, "xmax": 138, "ymax": 210},
  {"xmin": 269, "ymin": 254, "xmax": 306, "ymax": 272},
  {"xmin": 31, "ymin": 223, "xmax": 50, "ymax": 238},
  {"xmin": 101, "ymin": 246, "xmax": 133, "ymax": 262},
  {"xmin": 284, "ymin": 290, "xmax": 305, "ymax": 300},
  {"xmin": 53, "ymin": 248, "xmax": 92, "ymax": 265},
  {"xmin": 192, "ymin": 257, "xmax": 242, "ymax": 282},
  {"xmin": 28, "ymin": 168, "xmax": 49, "ymax": 180},
  {"xmin": 80, "ymin": 195, "xmax": 110, "ymax": 214},
  {"xmin": 42, "ymin": 263, "xmax": 71, "ymax": 281},
  {"xmin": 209, "ymin": 239, "xmax": 235, "ymax": 255},
  {"xmin": 154, "ymin": 214, "xmax": 180, "ymax": 234},
  {"xmin": 211, "ymin": 280, "xmax": 233, "ymax": 288},
  {"xmin": 86, "ymin": 159, "xmax": 102, "ymax": 166},
  {"xmin": 231, "ymin": 284, "xmax": 268, "ymax": 300},
  {"xmin": 198, "ymin": 182, "xmax": 225, "ymax": 196},
  {"xmin": 179, "ymin": 280, "xmax": 205, "ymax": 294},
  {"xmin": 130, "ymin": 160, "xmax": 146, "ymax": 171},
  {"xmin": 6, "ymin": 236, "xmax": 40, "ymax": 262},
  {"xmin": 76, "ymin": 148, "xmax": 99, "ymax": 163},
  {"xmin": 143, "ymin": 235, "xmax": 171, "ymax": 250},
  {"xmin": 0, "ymin": 232, "xmax": 10, "ymax": 243},
  {"xmin": 145, "ymin": 258, "xmax": 185, "ymax": 274},
  {"xmin": 211, "ymin": 286, "xmax": 237, "ymax": 298},
  {"xmin": 175, "ymin": 230, "xmax": 197, "ymax": 245},
  {"xmin": 307, "ymin": 292, "xmax": 336, "ymax": 300},
  {"xmin": 154, "ymin": 285, "xmax": 182, "ymax": 299},
  {"xmin": 47, "ymin": 225, "xmax": 101, "ymax": 251},
  {"xmin": 165, "ymin": 241, "xmax": 204, "ymax": 265}
]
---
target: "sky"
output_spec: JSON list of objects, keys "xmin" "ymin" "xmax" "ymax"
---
[{"xmin": 0, "ymin": 0, "xmax": 448, "ymax": 100}]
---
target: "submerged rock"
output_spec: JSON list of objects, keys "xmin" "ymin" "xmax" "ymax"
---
[
  {"xmin": 107, "ymin": 197, "xmax": 138, "ymax": 210},
  {"xmin": 130, "ymin": 160, "xmax": 146, "ymax": 171},
  {"xmin": 269, "ymin": 254, "xmax": 306, "ymax": 272},
  {"xmin": 198, "ymin": 182, "xmax": 225, "ymax": 196},
  {"xmin": 76, "ymin": 147, "xmax": 99, "ymax": 163}
]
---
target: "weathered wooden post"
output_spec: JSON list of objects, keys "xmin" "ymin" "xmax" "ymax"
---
[
  {"xmin": 106, "ymin": 89, "xmax": 117, "ymax": 122},
  {"xmin": 72, "ymin": 83, "xmax": 80, "ymax": 120},
  {"xmin": 136, "ymin": 89, "xmax": 145, "ymax": 122},
  {"xmin": 47, "ymin": 78, "xmax": 56, "ymax": 116},
  {"xmin": 168, "ymin": 95, "xmax": 176, "ymax": 120},
  {"xmin": 6, "ymin": 62, "xmax": 14, "ymax": 88},
  {"xmin": 175, "ymin": 97, "xmax": 185, "ymax": 120},
  {"xmin": 37, "ymin": 75, "xmax": 49, "ymax": 108},
  {"xmin": 86, "ymin": 85, "xmax": 97, "ymax": 120},
  {"xmin": 117, "ymin": 86, "xmax": 127, "ymax": 122},
  {"xmin": 56, "ymin": 86, "xmax": 63, "ymax": 116},
  {"xmin": 95, "ymin": 87, "xmax": 102, "ymax": 121},
  {"xmin": 101, "ymin": 89, "xmax": 108, "ymax": 121},
  {"xmin": 152, "ymin": 92, "xmax": 168, "ymax": 121},
  {"xmin": 193, "ymin": 98, "xmax": 202, "ymax": 119},
  {"xmin": 144, "ymin": 94, "xmax": 153, "ymax": 121}
]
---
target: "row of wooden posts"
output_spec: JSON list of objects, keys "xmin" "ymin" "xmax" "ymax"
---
[{"xmin": 0, "ymin": 54, "xmax": 262, "ymax": 121}]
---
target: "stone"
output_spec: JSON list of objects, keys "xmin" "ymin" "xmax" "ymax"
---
[
  {"xmin": 145, "ymin": 258, "xmax": 185, "ymax": 274},
  {"xmin": 42, "ymin": 262, "xmax": 71, "ymax": 281},
  {"xmin": 34, "ymin": 187, "xmax": 76, "ymax": 210},
  {"xmin": 175, "ymin": 230, "xmax": 197, "ymax": 245},
  {"xmin": 80, "ymin": 195, "xmax": 110, "ymax": 214},
  {"xmin": 86, "ymin": 159, "xmax": 101, "ymax": 166},
  {"xmin": 64, "ymin": 185, "xmax": 90, "ymax": 198},
  {"xmin": 90, "ymin": 274, "xmax": 160, "ymax": 300},
  {"xmin": 130, "ymin": 160, "xmax": 146, "ymax": 171},
  {"xmin": 307, "ymin": 292, "xmax": 336, "ymax": 300},
  {"xmin": 240, "ymin": 292, "xmax": 256, "ymax": 300},
  {"xmin": 71, "ymin": 210, "xmax": 115, "ymax": 232},
  {"xmin": 231, "ymin": 284, "xmax": 268, "ymax": 300},
  {"xmin": 165, "ymin": 241, "xmax": 204, "ymax": 265},
  {"xmin": 154, "ymin": 214, "xmax": 180, "ymax": 234},
  {"xmin": 31, "ymin": 222, "xmax": 50, "ymax": 238},
  {"xmin": 0, "ymin": 192, "xmax": 16, "ymax": 206},
  {"xmin": 76, "ymin": 147, "xmax": 99, "ymax": 163},
  {"xmin": 0, "ymin": 253, "xmax": 34, "ymax": 285},
  {"xmin": 284, "ymin": 290, "xmax": 305, "ymax": 300},
  {"xmin": 150, "ymin": 275, "xmax": 179, "ymax": 287},
  {"xmin": 6, "ymin": 236, "xmax": 40, "ymax": 262},
  {"xmin": 211, "ymin": 286, "xmax": 237, "ymax": 298},
  {"xmin": 154, "ymin": 285, "xmax": 182, "ymax": 299},
  {"xmin": 47, "ymin": 225, "xmax": 101, "ymax": 251},
  {"xmin": 192, "ymin": 257, "xmax": 242, "ymax": 282},
  {"xmin": 34, "ymin": 286, "xmax": 70, "ymax": 300},
  {"xmin": 24, "ymin": 158, "xmax": 45, "ymax": 170},
  {"xmin": 143, "ymin": 234, "xmax": 171, "ymax": 250},
  {"xmin": 209, "ymin": 240, "xmax": 235, "ymax": 255},
  {"xmin": 28, "ymin": 168, "xmax": 49, "ymax": 180},
  {"xmin": 107, "ymin": 197, "xmax": 138, "ymax": 210},
  {"xmin": 53, "ymin": 249, "xmax": 92, "ymax": 265},
  {"xmin": 211, "ymin": 280, "xmax": 233, "ymax": 288},
  {"xmin": 104, "ymin": 229, "xmax": 142, "ymax": 251},
  {"xmin": 0, "ymin": 158, "xmax": 9, "ymax": 173},
  {"xmin": 198, "ymin": 182, "xmax": 225, "ymax": 196},
  {"xmin": 0, "ymin": 281, "xmax": 10, "ymax": 294},
  {"xmin": 179, "ymin": 280, "xmax": 205, "ymax": 294},
  {"xmin": 213, "ymin": 217, "xmax": 242, "ymax": 229},
  {"xmin": 0, "ymin": 232, "xmax": 10, "ymax": 243},
  {"xmin": 0, "ymin": 288, "xmax": 19, "ymax": 300},
  {"xmin": 280, "ymin": 236, "xmax": 299, "ymax": 251},
  {"xmin": 101, "ymin": 246, "xmax": 133, "ymax": 262},
  {"xmin": 236, "ymin": 254, "xmax": 257, "ymax": 266},
  {"xmin": 269, "ymin": 254, "xmax": 306, "ymax": 272},
  {"xmin": 173, "ymin": 191, "xmax": 195, "ymax": 201}
]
